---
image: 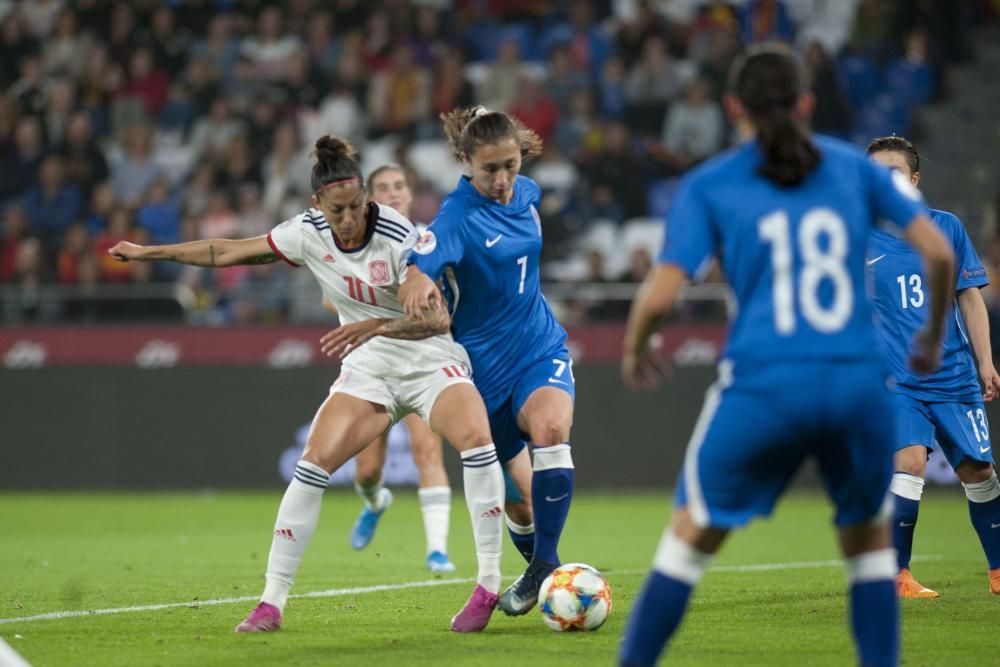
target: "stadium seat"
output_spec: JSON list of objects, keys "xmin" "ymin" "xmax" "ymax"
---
[
  {"xmin": 622, "ymin": 218, "xmax": 664, "ymax": 261},
  {"xmin": 406, "ymin": 140, "xmax": 465, "ymax": 194}
]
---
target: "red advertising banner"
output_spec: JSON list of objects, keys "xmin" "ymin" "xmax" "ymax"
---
[{"xmin": 0, "ymin": 324, "xmax": 728, "ymax": 369}]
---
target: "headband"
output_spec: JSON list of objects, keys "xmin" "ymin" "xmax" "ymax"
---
[{"xmin": 313, "ymin": 177, "xmax": 362, "ymax": 198}]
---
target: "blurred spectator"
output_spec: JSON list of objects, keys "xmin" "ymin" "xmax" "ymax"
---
[
  {"xmin": 368, "ymin": 43, "xmax": 431, "ymax": 139},
  {"xmin": 0, "ymin": 204, "xmax": 29, "ymax": 282},
  {"xmin": 614, "ymin": 0, "xmax": 670, "ymax": 68},
  {"xmin": 85, "ymin": 181, "xmax": 115, "ymax": 235},
  {"xmin": 431, "ymin": 48, "xmax": 474, "ymax": 120},
  {"xmin": 546, "ymin": 44, "xmax": 589, "ymax": 116},
  {"xmin": 0, "ymin": 115, "xmax": 45, "ymax": 202},
  {"xmin": 596, "ymin": 54, "xmax": 627, "ymax": 120},
  {"xmin": 555, "ymin": 89, "xmax": 601, "ymax": 162},
  {"xmin": 198, "ymin": 190, "xmax": 238, "ymax": 239},
  {"xmin": 229, "ymin": 262, "xmax": 290, "ymax": 324},
  {"xmin": 305, "ymin": 11, "xmax": 340, "ymax": 75},
  {"xmin": 620, "ymin": 247, "xmax": 653, "ymax": 283},
  {"xmin": 261, "ymin": 121, "xmax": 308, "ymax": 220},
  {"xmin": 478, "ymin": 37, "xmax": 524, "ymax": 111},
  {"xmin": 0, "ymin": 14, "xmax": 38, "ymax": 89},
  {"xmin": 624, "ymin": 36, "xmax": 683, "ymax": 137},
  {"xmin": 805, "ymin": 42, "xmax": 853, "ymax": 137},
  {"xmin": 10, "ymin": 54, "xmax": 47, "ymax": 116},
  {"xmin": 235, "ymin": 184, "xmax": 271, "ymax": 238},
  {"xmin": 510, "ymin": 76, "xmax": 559, "ymax": 144},
  {"xmin": 182, "ymin": 162, "xmax": 218, "ymax": 219},
  {"xmin": 655, "ymin": 77, "xmax": 724, "ymax": 171},
  {"xmin": 43, "ymin": 8, "xmax": 93, "ymax": 78},
  {"xmin": 114, "ymin": 47, "xmax": 170, "ymax": 121},
  {"xmin": 696, "ymin": 28, "xmax": 741, "ymax": 99},
  {"xmin": 189, "ymin": 97, "xmax": 246, "ymax": 164},
  {"xmin": 313, "ymin": 74, "xmax": 367, "ymax": 149},
  {"xmin": 42, "ymin": 78, "xmax": 75, "ymax": 146},
  {"xmin": 144, "ymin": 6, "xmax": 191, "ymax": 78},
  {"xmin": 282, "ymin": 46, "xmax": 325, "ymax": 110},
  {"xmin": 110, "ymin": 124, "xmax": 164, "ymax": 206},
  {"xmin": 410, "ymin": 6, "xmax": 450, "ymax": 67},
  {"xmin": 544, "ymin": 1, "xmax": 611, "ymax": 82},
  {"xmin": 11, "ymin": 236, "xmax": 48, "ymax": 320},
  {"xmin": 217, "ymin": 134, "xmax": 262, "ymax": 194},
  {"xmin": 58, "ymin": 112, "xmax": 109, "ymax": 199},
  {"xmin": 741, "ymin": 0, "xmax": 795, "ymax": 45},
  {"xmin": 19, "ymin": 0, "xmax": 63, "ymax": 40},
  {"xmin": 56, "ymin": 222, "xmax": 90, "ymax": 283},
  {"xmin": 191, "ymin": 13, "xmax": 240, "ymax": 83},
  {"xmin": 76, "ymin": 46, "xmax": 118, "ymax": 137},
  {"xmin": 360, "ymin": 10, "xmax": 394, "ymax": 71},
  {"xmin": 93, "ymin": 207, "xmax": 141, "ymax": 283},
  {"xmin": 22, "ymin": 154, "xmax": 82, "ymax": 246},
  {"xmin": 241, "ymin": 6, "xmax": 302, "ymax": 81},
  {"xmin": 107, "ymin": 3, "xmax": 137, "ymax": 66},
  {"xmin": 137, "ymin": 178, "xmax": 182, "ymax": 245},
  {"xmin": 586, "ymin": 121, "xmax": 648, "ymax": 222}
]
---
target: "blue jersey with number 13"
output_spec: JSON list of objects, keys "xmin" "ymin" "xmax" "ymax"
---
[
  {"xmin": 408, "ymin": 175, "xmax": 567, "ymax": 405},
  {"xmin": 660, "ymin": 136, "xmax": 926, "ymax": 365}
]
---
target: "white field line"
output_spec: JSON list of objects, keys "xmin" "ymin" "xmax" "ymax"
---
[{"xmin": 0, "ymin": 555, "xmax": 941, "ymax": 626}]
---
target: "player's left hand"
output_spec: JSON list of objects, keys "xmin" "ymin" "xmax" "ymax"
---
[
  {"xmin": 981, "ymin": 363, "xmax": 1000, "ymax": 401},
  {"xmin": 622, "ymin": 348, "xmax": 670, "ymax": 389},
  {"xmin": 320, "ymin": 319, "xmax": 384, "ymax": 360}
]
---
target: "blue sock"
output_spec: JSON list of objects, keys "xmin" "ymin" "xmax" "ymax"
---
[
  {"xmin": 508, "ymin": 527, "xmax": 535, "ymax": 563},
  {"xmin": 620, "ymin": 531, "xmax": 712, "ymax": 666},
  {"xmin": 619, "ymin": 571, "xmax": 693, "ymax": 666},
  {"xmin": 847, "ymin": 550, "xmax": 898, "ymax": 667},
  {"xmin": 891, "ymin": 493, "xmax": 919, "ymax": 570},
  {"xmin": 530, "ymin": 444, "xmax": 574, "ymax": 566},
  {"xmin": 964, "ymin": 474, "xmax": 1000, "ymax": 569},
  {"xmin": 889, "ymin": 472, "xmax": 924, "ymax": 570}
]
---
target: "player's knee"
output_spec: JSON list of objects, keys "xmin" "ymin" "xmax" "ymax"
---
[
  {"xmin": 301, "ymin": 448, "xmax": 335, "ymax": 474},
  {"xmin": 958, "ymin": 461, "xmax": 997, "ymax": 487},
  {"xmin": 528, "ymin": 419, "xmax": 570, "ymax": 446},
  {"xmin": 894, "ymin": 446, "xmax": 927, "ymax": 477},
  {"xmin": 449, "ymin": 423, "xmax": 493, "ymax": 451},
  {"xmin": 411, "ymin": 435, "xmax": 443, "ymax": 469},
  {"xmin": 505, "ymin": 501, "xmax": 532, "ymax": 526}
]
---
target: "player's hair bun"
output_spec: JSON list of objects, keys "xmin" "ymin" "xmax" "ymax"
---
[{"xmin": 314, "ymin": 135, "xmax": 358, "ymax": 165}]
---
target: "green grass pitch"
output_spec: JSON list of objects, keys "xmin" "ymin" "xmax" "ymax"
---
[{"xmin": 1, "ymin": 490, "xmax": 995, "ymax": 666}]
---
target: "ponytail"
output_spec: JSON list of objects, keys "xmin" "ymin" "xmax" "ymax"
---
[
  {"xmin": 311, "ymin": 135, "xmax": 362, "ymax": 195},
  {"xmin": 730, "ymin": 44, "xmax": 820, "ymax": 187},
  {"xmin": 441, "ymin": 105, "xmax": 543, "ymax": 162}
]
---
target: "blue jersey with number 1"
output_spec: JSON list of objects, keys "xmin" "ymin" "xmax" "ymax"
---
[
  {"xmin": 660, "ymin": 136, "xmax": 926, "ymax": 367},
  {"xmin": 407, "ymin": 175, "xmax": 567, "ymax": 407},
  {"xmin": 868, "ymin": 208, "xmax": 988, "ymax": 403}
]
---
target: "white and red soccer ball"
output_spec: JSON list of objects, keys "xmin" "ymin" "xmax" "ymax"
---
[{"xmin": 538, "ymin": 563, "xmax": 613, "ymax": 631}]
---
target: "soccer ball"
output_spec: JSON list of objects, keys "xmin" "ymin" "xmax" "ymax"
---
[{"xmin": 538, "ymin": 563, "xmax": 612, "ymax": 631}]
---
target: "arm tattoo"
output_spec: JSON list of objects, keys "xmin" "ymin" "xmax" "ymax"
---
[
  {"xmin": 244, "ymin": 253, "xmax": 279, "ymax": 265},
  {"xmin": 377, "ymin": 302, "xmax": 450, "ymax": 340},
  {"xmin": 209, "ymin": 244, "xmax": 216, "ymax": 267}
]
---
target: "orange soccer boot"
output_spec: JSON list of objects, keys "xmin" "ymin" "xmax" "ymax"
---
[
  {"xmin": 896, "ymin": 568, "xmax": 939, "ymax": 599},
  {"xmin": 989, "ymin": 568, "xmax": 1000, "ymax": 595}
]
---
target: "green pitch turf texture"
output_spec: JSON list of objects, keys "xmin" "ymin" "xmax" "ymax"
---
[{"xmin": 1, "ymin": 490, "xmax": 994, "ymax": 666}]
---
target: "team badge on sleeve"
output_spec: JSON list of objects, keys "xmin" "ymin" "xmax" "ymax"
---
[
  {"xmin": 368, "ymin": 260, "xmax": 390, "ymax": 286},
  {"xmin": 414, "ymin": 231, "xmax": 437, "ymax": 255}
]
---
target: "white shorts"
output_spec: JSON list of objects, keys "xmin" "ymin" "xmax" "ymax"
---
[{"xmin": 330, "ymin": 362, "xmax": 473, "ymax": 424}]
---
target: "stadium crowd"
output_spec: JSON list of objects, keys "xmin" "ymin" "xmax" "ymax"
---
[{"xmin": 0, "ymin": 0, "xmax": 985, "ymax": 324}]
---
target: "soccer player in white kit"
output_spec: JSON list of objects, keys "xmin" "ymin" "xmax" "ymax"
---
[
  {"xmin": 340, "ymin": 164, "xmax": 458, "ymax": 573},
  {"xmin": 108, "ymin": 135, "xmax": 506, "ymax": 633}
]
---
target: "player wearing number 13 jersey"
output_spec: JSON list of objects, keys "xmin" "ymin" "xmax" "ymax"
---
[
  {"xmin": 619, "ymin": 45, "xmax": 955, "ymax": 667},
  {"xmin": 865, "ymin": 135, "xmax": 1000, "ymax": 599}
]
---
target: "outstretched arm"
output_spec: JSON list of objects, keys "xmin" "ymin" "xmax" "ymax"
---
[
  {"xmin": 108, "ymin": 236, "xmax": 278, "ymax": 267},
  {"xmin": 320, "ymin": 298, "xmax": 451, "ymax": 360},
  {"xmin": 958, "ymin": 286, "xmax": 1000, "ymax": 400},
  {"xmin": 622, "ymin": 263, "xmax": 686, "ymax": 388}
]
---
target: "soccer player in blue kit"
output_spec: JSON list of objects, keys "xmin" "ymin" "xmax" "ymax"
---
[
  {"xmin": 399, "ymin": 106, "xmax": 576, "ymax": 618},
  {"xmin": 618, "ymin": 45, "xmax": 956, "ymax": 667},
  {"xmin": 865, "ymin": 135, "xmax": 1000, "ymax": 598}
]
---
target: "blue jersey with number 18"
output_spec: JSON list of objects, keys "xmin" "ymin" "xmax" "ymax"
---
[
  {"xmin": 407, "ymin": 175, "xmax": 567, "ymax": 405},
  {"xmin": 660, "ymin": 136, "xmax": 926, "ymax": 366}
]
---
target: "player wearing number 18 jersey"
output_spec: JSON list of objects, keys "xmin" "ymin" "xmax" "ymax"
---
[
  {"xmin": 865, "ymin": 135, "xmax": 1000, "ymax": 598},
  {"xmin": 618, "ymin": 45, "xmax": 955, "ymax": 667}
]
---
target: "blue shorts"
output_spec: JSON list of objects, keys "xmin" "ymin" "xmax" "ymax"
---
[
  {"xmin": 894, "ymin": 393, "xmax": 993, "ymax": 469},
  {"xmin": 484, "ymin": 347, "xmax": 576, "ymax": 464},
  {"xmin": 675, "ymin": 359, "xmax": 895, "ymax": 529}
]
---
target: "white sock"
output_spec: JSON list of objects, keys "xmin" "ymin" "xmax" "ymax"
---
[
  {"xmin": 261, "ymin": 460, "xmax": 328, "ymax": 611},
  {"xmin": 354, "ymin": 478, "xmax": 389, "ymax": 511},
  {"xmin": 652, "ymin": 529, "xmax": 714, "ymax": 585},
  {"xmin": 418, "ymin": 485, "xmax": 451, "ymax": 555},
  {"xmin": 460, "ymin": 444, "xmax": 505, "ymax": 593}
]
